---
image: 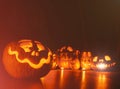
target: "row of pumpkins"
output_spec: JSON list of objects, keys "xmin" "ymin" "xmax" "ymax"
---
[
  {"xmin": 51, "ymin": 45, "xmax": 115, "ymax": 70},
  {"xmin": 2, "ymin": 39, "xmax": 116, "ymax": 79}
]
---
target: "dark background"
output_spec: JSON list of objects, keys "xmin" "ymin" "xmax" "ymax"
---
[{"xmin": 0, "ymin": 0, "xmax": 120, "ymax": 59}]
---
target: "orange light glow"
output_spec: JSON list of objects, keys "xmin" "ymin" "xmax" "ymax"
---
[
  {"xmin": 96, "ymin": 63, "xmax": 107, "ymax": 70},
  {"xmin": 105, "ymin": 55, "xmax": 111, "ymax": 61},
  {"xmin": 96, "ymin": 73, "xmax": 108, "ymax": 89},
  {"xmin": 8, "ymin": 47, "xmax": 51, "ymax": 69},
  {"xmin": 60, "ymin": 69, "xmax": 64, "ymax": 89},
  {"xmin": 19, "ymin": 40, "xmax": 45, "ymax": 52},
  {"xmin": 19, "ymin": 41, "xmax": 32, "ymax": 52},
  {"xmin": 87, "ymin": 52, "xmax": 92, "ymax": 57},
  {"xmin": 57, "ymin": 46, "xmax": 81, "ymax": 70},
  {"xmin": 59, "ymin": 46, "xmax": 73, "ymax": 52},
  {"xmin": 81, "ymin": 52, "xmax": 92, "ymax": 70},
  {"xmin": 72, "ymin": 60, "xmax": 80, "ymax": 70},
  {"xmin": 59, "ymin": 46, "xmax": 66, "ymax": 52},
  {"xmin": 67, "ymin": 46, "xmax": 73, "ymax": 52},
  {"xmin": 59, "ymin": 60, "xmax": 71, "ymax": 69},
  {"xmin": 93, "ymin": 56, "xmax": 98, "ymax": 62},
  {"xmin": 99, "ymin": 59, "xmax": 104, "ymax": 62},
  {"xmin": 81, "ymin": 63, "xmax": 91, "ymax": 70},
  {"xmin": 80, "ymin": 71, "xmax": 86, "ymax": 89}
]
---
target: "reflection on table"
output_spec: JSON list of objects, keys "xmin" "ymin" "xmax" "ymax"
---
[{"xmin": 1, "ymin": 70, "xmax": 120, "ymax": 89}]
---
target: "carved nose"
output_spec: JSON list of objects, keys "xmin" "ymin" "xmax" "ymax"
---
[{"xmin": 31, "ymin": 51, "xmax": 39, "ymax": 56}]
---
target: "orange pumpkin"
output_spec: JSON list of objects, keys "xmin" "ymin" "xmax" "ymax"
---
[
  {"xmin": 92, "ymin": 55, "xmax": 116, "ymax": 70},
  {"xmin": 57, "ymin": 46, "xmax": 80, "ymax": 70},
  {"xmin": 81, "ymin": 51, "xmax": 92, "ymax": 70},
  {"xmin": 2, "ymin": 39, "xmax": 52, "ymax": 79}
]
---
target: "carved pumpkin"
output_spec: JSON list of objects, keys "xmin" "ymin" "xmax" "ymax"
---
[
  {"xmin": 92, "ymin": 55, "xmax": 116, "ymax": 70},
  {"xmin": 81, "ymin": 51, "xmax": 92, "ymax": 70},
  {"xmin": 2, "ymin": 39, "xmax": 52, "ymax": 79},
  {"xmin": 51, "ymin": 54, "xmax": 58, "ymax": 69},
  {"xmin": 71, "ymin": 50, "xmax": 80, "ymax": 70},
  {"xmin": 57, "ymin": 46, "xmax": 80, "ymax": 70}
]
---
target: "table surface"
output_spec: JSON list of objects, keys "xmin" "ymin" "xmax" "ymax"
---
[{"xmin": 1, "ymin": 69, "xmax": 120, "ymax": 89}]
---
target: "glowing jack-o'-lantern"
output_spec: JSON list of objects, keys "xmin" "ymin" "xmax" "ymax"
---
[
  {"xmin": 51, "ymin": 54, "xmax": 59, "ymax": 69},
  {"xmin": 81, "ymin": 51, "xmax": 92, "ymax": 70},
  {"xmin": 71, "ymin": 50, "xmax": 80, "ymax": 70},
  {"xmin": 57, "ymin": 46, "xmax": 80, "ymax": 70},
  {"xmin": 92, "ymin": 55, "xmax": 116, "ymax": 70},
  {"xmin": 2, "ymin": 39, "xmax": 52, "ymax": 79}
]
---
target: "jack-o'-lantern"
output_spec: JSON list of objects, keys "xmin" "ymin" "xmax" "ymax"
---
[
  {"xmin": 71, "ymin": 50, "xmax": 80, "ymax": 70},
  {"xmin": 2, "ymin": 39, "xmax": 52, "ymax": 79},
  {"xmin": 91, "ymin": 55, "xmax": 116, "ymax": 71},
  {"xmin": 57, "ymin": 46, "xmax": 80, "ymax": 70},
  {"xmin": 81, "ymin": 51, "xmax": 92, "ymax": 70},
  {"xmin": 57, "ymin": 46, "xmax": 73, "ymax": 69},
  {"xmin": 51, "ymin": 54, "xmax": 59, "ymax": 69}
]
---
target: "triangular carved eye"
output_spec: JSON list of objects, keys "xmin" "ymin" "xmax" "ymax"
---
[
  {"xmin": 19, "ymin": 40, "xmax": 32, "ymax": 52},
  {"xmin": 36, "ymin": 42, "xmax": 45, "ymax": 51},
  {"xmin": 93, "ymin": 56, "xmax": 98, "ymax": 62},
  {"xmin": 105, "ymin": 55, "xmax": 111, "ymax": 61}
]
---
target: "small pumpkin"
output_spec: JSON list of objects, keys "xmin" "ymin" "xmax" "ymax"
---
[
  {"xmin": 92, "ymin": 55, "xmax": 116, "ymax": 70},
  {"xmin": 81, "ymin": 51, "xmax": 92, "ymax": 70},
  {"xmin": 57, "ymin": 46, "xmax": 80, "ymax": 70},
  {"xmin": 2, "ymin": 39, "xmax": 52, "ymax": 79},
  {"xmin": 51, "ymin": 54, "xmax": 58, "ymax": 69}
]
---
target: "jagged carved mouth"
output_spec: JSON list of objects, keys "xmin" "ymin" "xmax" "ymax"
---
[{"xmin": 8, "ymin": 47, "xmax": 51, "ymax": 69}]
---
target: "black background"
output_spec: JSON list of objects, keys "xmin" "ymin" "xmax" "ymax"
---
[{"xmin": 0, "ymin": 0, "xmax": 120, "ymax": 60}]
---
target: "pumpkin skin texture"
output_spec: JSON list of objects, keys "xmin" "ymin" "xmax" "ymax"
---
[{"xmin": 2, "ymin": 39, "xmax": 52, "ymax": 79}]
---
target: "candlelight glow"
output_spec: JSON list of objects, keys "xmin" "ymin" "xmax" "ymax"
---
[
  {"xmin": 96, "ymin": 63, "xmax": 107, "ymax": 70},
  {"xmin": 59, "ymin": 60, "xmax": 71, "ymax": 69},
  {"xmin": 2, "ymin": 39, "xmax": 53, "ymax": 78},
  {"xmin": 104, "ymin": 55, "xmax": 111, "ymax": 61},
  {"xmin": 93, "ymin": 56, "xmax": 98, "ymax": 62},
  {"xmin": 57, "ymin": 46, "xmax": 80, "ymax": 70},
  {"xmin": 8, "ymin": 47, "xmax": 51, "ymax": 69},
  {"xmin": 80, "ymin": 71, "xmax": 86, "ymax": 89},
  {"xmin": 96, "ymin": 73, "xmax": 108, "ymax": 89},
  {"xmin": 51, "ymin": 54, "xmax": 58, "ymax": 69},
  {"xmin": 19, "ymin": 40, "xmax": 45, "ymax": 52},
  {"xmin": 91, "ymin": 55, "xmax": 116, "ymax": 71},
  {"xmin": 71, "ymin": 59, "xmax": 80, "ymax": 70},
  {"xmin": 60, "ymin": 69, "xmax": 64, "ymax": 89},
  {"xmin": 81, "ymin": 52, "xmax": 92, "ymax": 70}
]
